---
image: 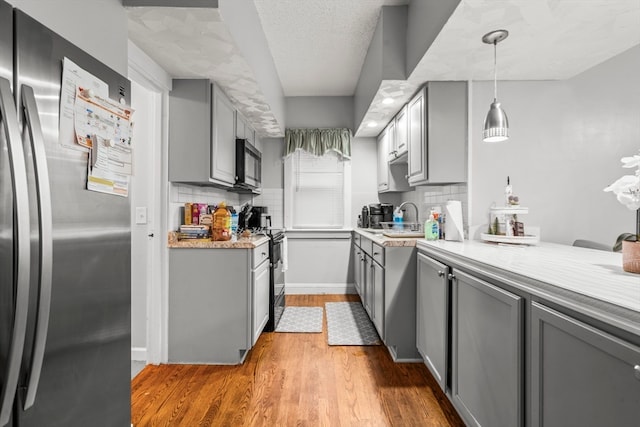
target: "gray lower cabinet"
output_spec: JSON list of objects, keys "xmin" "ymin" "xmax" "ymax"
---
[
  {"xmin": 353, "ymin": 233, "xmax": 418, "ymax": 360},
  {"xmin": 451, "ymin": 269, "xmax": 523, "ymax": 427},
  {"xmin": 530, "ymin": 302, "xmax": 640, "ymax": 427},
  {"xmin": 416, "ymin": 253, "xmax": 449, "ymax": 391},
  {"xmin": 168, "ymin": 245, "xmax": 268, "ymax": 364}
]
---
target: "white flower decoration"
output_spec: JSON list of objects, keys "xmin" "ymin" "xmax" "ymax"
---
[{"xmin": 604, "ymin": 153, "xmax": 640, "ymax": 211}]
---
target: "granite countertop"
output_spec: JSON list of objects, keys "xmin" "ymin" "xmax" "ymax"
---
[
  {"xmin": 353, "ymin": 228, "xmax": 420, "ymax": 247},
  {"xmin": 417, "ymin": 239, "xmax": 640, "ymax": 336},
  {"xmin": 167, "ymin": 231, "xmax": 270, "ymax": 249}
]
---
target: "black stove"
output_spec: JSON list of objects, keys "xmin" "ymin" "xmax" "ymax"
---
[{"xmin": 264, "ymin": 229, "xmax": 285, "ymax": 331}]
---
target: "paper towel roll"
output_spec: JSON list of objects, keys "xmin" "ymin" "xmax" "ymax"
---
[{"xmin": 444, "ymin": 200, "xmax": 464, "ymax": 241}]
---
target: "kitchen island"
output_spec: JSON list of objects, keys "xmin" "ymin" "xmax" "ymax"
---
[
  {"xmin": 416, "ymin": 239, "xmax": 640, "ymax": 427},
  {"xmin": 167, "ymin": 232, "xmax": 271, "ymax": 364}
]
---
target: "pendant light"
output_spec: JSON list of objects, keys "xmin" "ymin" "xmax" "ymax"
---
[{"xmin": 482, "ymin": 29, "xmax": 509, "ymax": 142}]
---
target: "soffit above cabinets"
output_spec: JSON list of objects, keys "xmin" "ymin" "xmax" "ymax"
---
[
  {"xmin": 126, "ymin": 6, "xmax": 284, "ymax": 137},
  {"xmin": 356, "ymin": 0, "xmax": 640, "ymax": 137}
]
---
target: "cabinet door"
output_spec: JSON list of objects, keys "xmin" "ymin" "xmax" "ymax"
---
[
  {"xmin": 235, "ymin": 112, "xmax": 246, "ymax": 139},
  {"xmin": 386, "ymin": 119, "xmax": 396, "ymax": 161},
  {"xmin": 211, "ymin": 84, "xmax": 236, "ymax": 186},
  {"xmin": 394, "ymin": 105, "xmax": 408, "ymax": 157},
  {"xmin": 372, "ymin": 259, "xmax": 384, "ymax": 340},
  {"xmin": 530, "ymin": 302, "xmax": 640, "ymax": 427},
  {"xmin": 364, "ymin": 255, "xmax": 374, "ymax": 317},
  {"xmin": 416, "ymin": 253, "xmax": 449, "ymax": 392},
  {"xmin": 452, "ymin": 270, "xmax": 523, "ymax": 427},
  {"xmin": 168, "ymin": 79, "xmax": 211, "ymax": 182},
  {"xmin": 252, "ymin": 259, "xmax": 270, "ymax": 346},
  {"xmin": 377, "ymin": 128, "xmax": 389, "ymax": 191},
  {"xmin": 407, "ymin": 87, "xmax": 426, "ymax": 185},
  {"xmin": 353, "ymin": 245, "xmax": 362, "ymax": 296}
]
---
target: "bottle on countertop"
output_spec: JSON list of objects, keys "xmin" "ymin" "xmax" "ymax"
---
[
  {"xmin": 425, "ymin": 211, "xmax": 439, "ymax": 241},
  {"xmin": 213, "ymin": 202, "xmax": 232, "ymax": 241},
  {"xmin": 393, "ymin": 207, "xmax": 404, "ymax": 229}
]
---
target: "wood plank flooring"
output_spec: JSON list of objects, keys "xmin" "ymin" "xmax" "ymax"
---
[{"xmin": 131, "ymin": 294, "xmax": 464, "ymax": 426}]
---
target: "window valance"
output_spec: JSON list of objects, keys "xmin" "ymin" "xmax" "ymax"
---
[{"xmin": 284, "ymin": 128, "xmax": 351, "ymax": 159}]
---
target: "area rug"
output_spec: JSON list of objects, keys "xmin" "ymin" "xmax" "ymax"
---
[
  {"xmin": 325, "ymin": 302, "xmax": 381, "ymax": 346},
  {"xmin": 275, "ymin": 306, "xmax": 324, "ymax": 333}
]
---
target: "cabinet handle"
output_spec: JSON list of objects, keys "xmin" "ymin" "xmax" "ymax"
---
[
  {"xmin": 373, "ymin": 252, "xmax": 380, "ymax": 256},
  {"xmin": 448, "ymin": 273, "xmax": 456, "ymax": 280},
  {"xmin": 437, "ymin": 270, "xmax": 445, "ymax": 277},
  {"xmin": 634, "ymin": 365, "xmax": 640, "ymax": 381}
]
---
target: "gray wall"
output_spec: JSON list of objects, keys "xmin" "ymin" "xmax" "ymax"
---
[
  {"xmin": 11, "ymin": 0, "xmax": 128, "ymax": 75},
  {"xmin": 261, "ymin": 137, "xmax": 285, "ymax": 189},
  {"xmin": 286, "ymin": 96, "xmax": 354, "ymax": 129},
  {"xmin": 471, "ymin": 45, "xmax": 640, "ymax": 246}
]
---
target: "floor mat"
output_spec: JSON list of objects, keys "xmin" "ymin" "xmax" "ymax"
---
[
  {"xmin": 275, "ymin": 306, "xmax": 323, "ymax": 333},
  {"xmin": 325, "ymin": 302, "xmax": 381, "ymax": 346}
]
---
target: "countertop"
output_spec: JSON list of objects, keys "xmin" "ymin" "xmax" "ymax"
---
[
  {"xmin": 417, "ymin": 239, "xmax": 640, "ymax": 336},
  {"xmin": 167, "ymin": 231, "xmax": 270, "ymax": 249},
  {"xmin": 353, "ymin": 228, "xmax": 421, "ymax": 247}
]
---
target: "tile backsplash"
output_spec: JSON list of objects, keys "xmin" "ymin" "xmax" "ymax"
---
[
  {"xmin": 168, "ymin": 183, "xmax": 241, "ymax": 229},
  {"xmin": 400, "ymin": 184, "xmax": 469, "ymax": 236}
]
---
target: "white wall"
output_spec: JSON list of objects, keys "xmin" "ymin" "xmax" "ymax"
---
[
  {"xmin": 471, "ymin": 45, "xmax": 640, "ymax": 246},
  {"xmin": 10, "ymin": 0, "xmax": 128, "ymax": 75}
]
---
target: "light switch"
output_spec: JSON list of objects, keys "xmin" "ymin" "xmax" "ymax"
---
[{"xmin": 135, "ymin": 207, "xmax": 147, "ymax": 224}]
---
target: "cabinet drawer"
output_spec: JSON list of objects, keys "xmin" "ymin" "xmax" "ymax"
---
[
  {"xmin": 353, "ymin": 233, "xmax": 362, "ymax": 249},
  {"xmin": 252, "ymin": 242, "xmax": 269, "ymax": 268},
  {"xmin": 371, "ymin": 243, "xmax": 384, "ymax": 266}
]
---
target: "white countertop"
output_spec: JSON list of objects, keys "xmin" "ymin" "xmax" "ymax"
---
[{"xmin": 417, "ymin": 239, "xmax": 640, "ymax": 334}]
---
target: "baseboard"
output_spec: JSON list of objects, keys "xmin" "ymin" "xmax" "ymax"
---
[
  {"xmin": 131, "ymin": 347, "xmax": 147, "ymax": 361},
  {"xmin": 285, "ymin": 283, "xmax": 357, "ymax": 295}
]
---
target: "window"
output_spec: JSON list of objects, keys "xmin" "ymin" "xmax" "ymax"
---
[{"xmin": 284, "ymin": 150, "xmax": 351, "ymax": 229}]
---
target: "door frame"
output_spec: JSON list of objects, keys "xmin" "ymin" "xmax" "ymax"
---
[{"xmin": 128, "ymin": 41, "xmax": 172, "ymax": 364}]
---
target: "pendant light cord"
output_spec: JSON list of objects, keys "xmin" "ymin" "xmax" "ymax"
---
[{"xmin": 493, "ymin": 41, "xmax": 498, "ymax": 101}]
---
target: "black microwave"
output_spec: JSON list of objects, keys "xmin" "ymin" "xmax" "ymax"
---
[{"xmin": 234, "ymin": 138, "xmax": 261, "ymax": 191}]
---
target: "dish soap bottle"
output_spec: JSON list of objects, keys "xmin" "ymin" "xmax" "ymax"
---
[
  {"xmin": 393, "ymin": 207, "xmax": 404, "ymax": 229},
  {"xmin": 425, "ymin": 211, "xmax": 439, "ymax": 241}
]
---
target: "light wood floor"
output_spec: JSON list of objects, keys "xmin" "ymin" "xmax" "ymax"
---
[{"xmin": 131, "ymin": 294, "xmax": 464, "ymax": 426}]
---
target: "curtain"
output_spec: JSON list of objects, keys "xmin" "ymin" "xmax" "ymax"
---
[{"xmin": 284, "ymin": 128, "xmax": 351, "ymax": 159}]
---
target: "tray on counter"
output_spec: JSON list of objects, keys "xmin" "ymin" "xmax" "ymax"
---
[
  {"xmin": 381, "ymin": 222, "xmax": 423, "ymax": 238},
  {"xmin": 480, "ymin": 233, "xmax": 539, "ymax": 245}
]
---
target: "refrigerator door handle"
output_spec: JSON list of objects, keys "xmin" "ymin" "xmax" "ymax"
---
[
  {"xmin": 0, "ymin": 78, "xmax": 31, "ymax": 427},
  {"xmin": 21, "ymin": 85, "xmax": 53, "ymax": 410}
]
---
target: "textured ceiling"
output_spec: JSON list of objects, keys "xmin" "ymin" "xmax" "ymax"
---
[
  {"xmin": 127, "ymin": 0, "xmax": 640, "ymax": 138},
  {"xmin": 253, "ymin": 0, "xmax": 410, "ymax": 96}
]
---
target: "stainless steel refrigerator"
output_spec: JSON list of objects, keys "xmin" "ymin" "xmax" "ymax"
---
[{"xmin": 0, "ymin": 2, "xmax": 131, "ymax": 426}]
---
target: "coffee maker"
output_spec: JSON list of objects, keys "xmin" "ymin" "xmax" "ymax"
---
[{"xmin": 239, "ymin": 204, "xmax": 269, "ymax": 230}]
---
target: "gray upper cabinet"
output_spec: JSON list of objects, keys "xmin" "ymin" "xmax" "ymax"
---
[
  {"xmin": 452, "ymin": 269, "xmax": 523, "ymax": 427},
  {"xmin": 236, "ymin": 111, "xmax": 255, "ymax": 145},
  {"xmin": 407, "ymin": 81, "xmax": 467, "ymax": 186},
  {"xmin": 377, "ymin": 121, "xmax": 410, "ymax": 193},
  {"xmin": 377, "ymin": 125, "xmax": 390, "ymax": 192},
  {"xmin": 530, "ymin": 302, "xmax": 640, "ymax": 427},
  {"xmin": 392, "ymin": 104, "xmax": 408, "ymax": 159},
  {"xmin": 211, "ymin": 83, "xmax": 236, "ymax": 186},
  {"xmin": 169, "ymin": 79, "xmax": 236, "ymax": 187},
  {"xmin": 416, "ymin": 253, "xmax": 449, "ymax": 392}
]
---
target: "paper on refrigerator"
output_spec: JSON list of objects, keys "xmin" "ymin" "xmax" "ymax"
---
[{"xmin": 59, "ymin": 57, "xmax": 109, "ymax": 151}]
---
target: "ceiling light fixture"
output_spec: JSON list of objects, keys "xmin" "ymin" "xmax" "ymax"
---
[
  {"xmin": 482, "ymin": 29, "xmax": 509, "ymax": 143},
  {"xmin": 382, "ymin": 98, "xmax": 394, "ymax": 105},
  {"xmin": 367, "ymin": 121, "xmax": 377, "ymax": 128}
]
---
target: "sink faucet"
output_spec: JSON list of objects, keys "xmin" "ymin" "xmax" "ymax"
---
[{"xmin": 398, "ymin": 201, "xmax": 419, "ymax": 222}]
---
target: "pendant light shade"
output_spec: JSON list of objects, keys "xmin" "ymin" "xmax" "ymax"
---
[{"xmin": 482, "ymin": 29, "xmax": 509, "ymax": 143}]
